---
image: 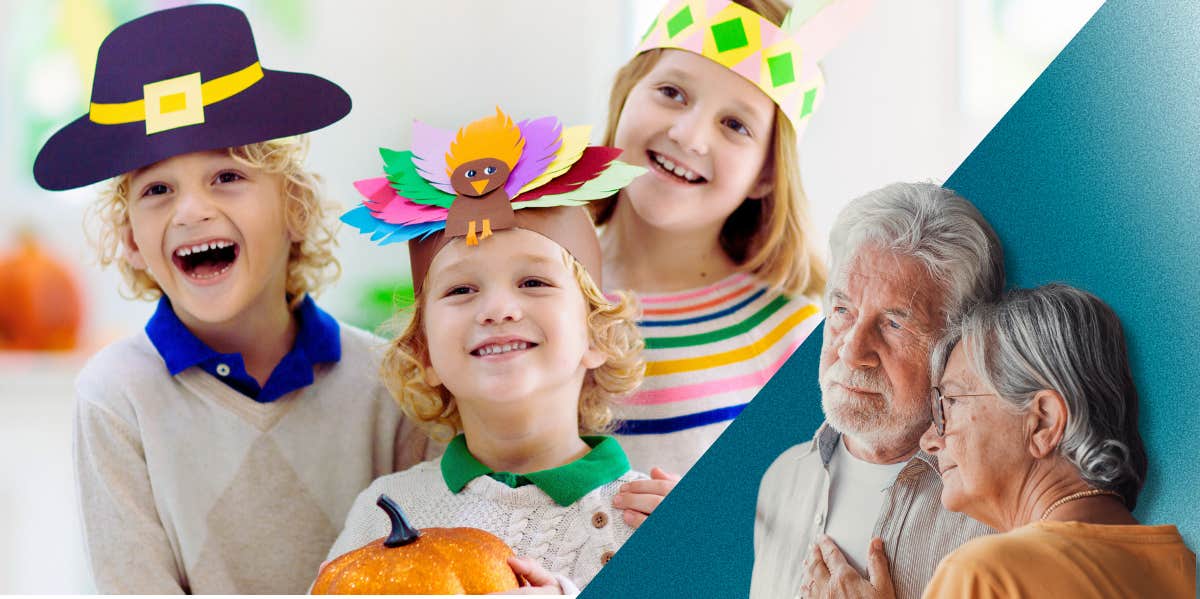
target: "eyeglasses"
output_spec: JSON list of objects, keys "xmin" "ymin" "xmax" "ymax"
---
[{"xmin": 929, "ymin": 386, "xmax": 993, "ymax": 436}]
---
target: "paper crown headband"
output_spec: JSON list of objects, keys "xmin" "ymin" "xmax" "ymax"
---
[
  {"xmin": 634, "ymin": 0, "xmax": 870, "ymax": 132},
  {"xmin": 33, "ymin": 3, "xmax": 351, "ymax": 191},
  {"xmin": 341, "ymin": 108, "xmax": 646, "ymax": 292}
]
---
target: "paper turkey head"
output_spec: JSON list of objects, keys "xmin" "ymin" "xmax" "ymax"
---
[{"xmin": 451, "ymin": 158, "xmax": 510, "ymax": 197}]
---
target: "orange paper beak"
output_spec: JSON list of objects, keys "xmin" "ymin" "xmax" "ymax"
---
[{"xmin": 471, "ymin": 179, "xmax": 490, "ymax": 194}]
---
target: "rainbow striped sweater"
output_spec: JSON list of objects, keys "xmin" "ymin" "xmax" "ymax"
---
[{"xmin": 612, "ymin": 273, "xmax": 822, "ymax": 474}]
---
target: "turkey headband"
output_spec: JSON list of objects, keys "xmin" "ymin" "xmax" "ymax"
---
[
  {"xmin": 634, "ymin": 0, "xmax": 870, "ymax": 134},
  {"xmin": 341, "ymin": 107, "xmax": 646, "ymax": 293}
]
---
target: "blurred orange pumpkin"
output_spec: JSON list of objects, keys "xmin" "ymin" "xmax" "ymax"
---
[
  {"xmin": 0, "ymin": 229, "xmax": 83, "ymax": 351},
  {"xmin": 312, "ymin": 494, "xmax": 519, "ymax": 595}
]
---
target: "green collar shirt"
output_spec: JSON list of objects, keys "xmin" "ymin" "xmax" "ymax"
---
[{"xmin": 440, "ymin": 434, "xmax": 631, "ymax": 507}]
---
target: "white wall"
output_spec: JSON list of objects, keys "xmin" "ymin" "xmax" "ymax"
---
[{"xmin": 802, "ymin": 1, "xmax": 967, "ymax": 247}]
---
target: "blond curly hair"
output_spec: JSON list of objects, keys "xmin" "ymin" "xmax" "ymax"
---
[
  {"xmin": 86, "ymin": 136, "xmax": 341, "ymax": 309},
  {"xmin": 381, "ymin": 249, "xmax": 645, "ymax": 442}
]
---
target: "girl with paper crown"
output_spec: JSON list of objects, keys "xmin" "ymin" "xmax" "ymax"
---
[
  {"xmin": 336, "ymin": 108, "xmax": 652, "ymax": 591},
  {"xmin": 30, "ymin": 4, "xmax": 437, "ymax": 594},
  {"xmin": 592, "ymin": 0, "xmax": 870, "ymax": 476}
]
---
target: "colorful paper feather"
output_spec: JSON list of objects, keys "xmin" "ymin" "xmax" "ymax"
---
[
  {"xmin": 514, "ymin": 161, "xmax": 647, "ymax": 208},
  {"xmin": 505, "ymin": 116, "xmax": 563, "ymax": 196},
  {"xmin": 518, "ymin": 125, "xmax": 591, "ymax": 194},
  {"xmin": 342, "ymin": 205, "xmax": 445, "ymax": 245},
  {"xmin": 409, "ymin": 119, "xmax": 455, "ymax": 194},
  {"xmin": 514, "ymin": 147, "xmax": 622, "ymax": 203},
  {"xmin": 381, "ymin": 148, "xmax": 454, "ymax": 207}
]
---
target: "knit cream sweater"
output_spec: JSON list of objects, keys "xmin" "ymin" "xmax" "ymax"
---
[
  {"xmin": 327, "ymin": 460, "xmax": 646, "ymax": 590},
  {"xmin": 73, "ymin": 324, "xmax": 436, "ymax": 594}
]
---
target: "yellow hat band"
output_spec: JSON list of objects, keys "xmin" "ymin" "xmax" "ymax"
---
[{"xmin": 89, "ymin": 61, "xmax": 263, "ymax": 135}]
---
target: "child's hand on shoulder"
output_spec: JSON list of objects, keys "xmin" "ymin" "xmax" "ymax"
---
[
  {"xmin": 492, "ymin": 556, "xmax": 577, "ymax": 595},
  {"xmin": 612, "ymin": 467, "xmax": 681, "ymax": 528}
]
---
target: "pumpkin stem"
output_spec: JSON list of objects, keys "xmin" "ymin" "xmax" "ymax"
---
[{"xmin": 377, "ymin": 494, "xmax": 421, "ymax": 547}]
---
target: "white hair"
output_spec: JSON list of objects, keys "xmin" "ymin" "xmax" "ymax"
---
[{"xmin": 828, "ymin": 182, "xmax": 1005, "ymax": 325}]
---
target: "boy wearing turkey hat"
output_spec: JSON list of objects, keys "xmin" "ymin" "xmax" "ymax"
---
[
  {"xmin": 33, "ymin": 5, "xmax": 433, "ymax": 593},
  {"xmin": 324, "ymin": 109, "xmax": 649, "ymax": 591}
]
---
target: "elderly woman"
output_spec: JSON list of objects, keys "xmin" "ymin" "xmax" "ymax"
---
[{"xmin": 917, "ymin": 284, "xmax": 1195, "ymax": 597}]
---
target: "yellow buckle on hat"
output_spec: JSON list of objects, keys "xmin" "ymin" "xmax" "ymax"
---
[
  {"xmin": 142, "ymin": 72, "xmax": 204, "ymax": 134},
  {"xmin": 88, "ymin": 62, "xmax": 264, "ymax": 135}
]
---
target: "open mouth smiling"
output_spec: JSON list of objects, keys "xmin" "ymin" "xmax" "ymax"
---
[
  {"xmin": 647, "ymin": 150, "xmax": 707, "ymax": 184},
  {"xmin": 172, "ymin": 239, "xmax": 240, "ymax": 280},
  {"xmin": 470, "ymin": 339, "xmax": 539, "ymax": 357}
]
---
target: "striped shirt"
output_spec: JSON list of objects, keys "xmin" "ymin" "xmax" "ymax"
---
[
  {"xmin": 751, "ymin": 424, "xmax": 995, "ymax": 599},
  {"xmin": 612, "ymin": 272, "xmax": 823, "ymax": 474}
]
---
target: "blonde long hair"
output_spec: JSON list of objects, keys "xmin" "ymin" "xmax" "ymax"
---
[{"xmin": 593, "ymin": 0, "xmax": 826, "ymax": 298}]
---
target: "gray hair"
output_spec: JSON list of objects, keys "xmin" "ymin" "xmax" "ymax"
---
[
  {"xmin": 828, "ymin": 182, "xmax": 1005, "ymax": 324},
  {"xmin": 931, "ymin": 284, "xmax": 1148, "ymax": 509}
]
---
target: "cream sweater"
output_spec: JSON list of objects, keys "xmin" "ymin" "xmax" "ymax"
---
[
  {"xmin": 73, "ymin": 324, "xmax": 435, "ymax": 594},
  {"xmin": 327, "ymin": 460, "xmax": 646, "ymax": 590}
]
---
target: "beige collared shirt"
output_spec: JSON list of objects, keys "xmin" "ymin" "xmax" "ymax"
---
[{"xmin": 751, "ymin": 423, "xmax": 994, "ymax": 599}]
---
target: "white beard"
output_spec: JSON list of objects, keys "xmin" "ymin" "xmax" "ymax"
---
[{"xmin": 820, "ymin": 360, "xmax": 930, "ymax": 455}]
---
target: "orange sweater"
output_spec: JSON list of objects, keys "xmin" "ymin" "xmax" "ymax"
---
[{"xmin": 923, "ymin": 521, "xmax": 1195, "ymax": 598}]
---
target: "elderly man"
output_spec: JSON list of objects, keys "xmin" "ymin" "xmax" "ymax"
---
[{"xmin": 751, "ymin": 183, "xmax": 1005, "ymax": 599}]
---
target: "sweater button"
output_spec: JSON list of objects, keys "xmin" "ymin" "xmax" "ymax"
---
[
  {"xmin": 600, "ymin": 550, "xmax": 614, "ymax": 565},
  {"xmin": 591, "ymin": 512, "xmax": 609, "ymax": 528}
]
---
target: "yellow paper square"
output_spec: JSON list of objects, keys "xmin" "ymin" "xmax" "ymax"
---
[{"xmin": 143, "ymin": 72, "xmax": 204, "ymax": 135}]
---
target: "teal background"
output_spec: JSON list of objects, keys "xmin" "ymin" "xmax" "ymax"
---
[{"xmin": 584, "ymin": 1, "xmax": 1200, "ymax": 596}]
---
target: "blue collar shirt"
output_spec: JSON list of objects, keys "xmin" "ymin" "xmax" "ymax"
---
[{"xmin": 144, "ymin": 295, "xmax": 342, "ymax": 403}]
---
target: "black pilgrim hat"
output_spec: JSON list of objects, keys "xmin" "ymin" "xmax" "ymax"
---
[{"xmin": 33, "ymin": 3, "xmax": 351, "ymax": 191}]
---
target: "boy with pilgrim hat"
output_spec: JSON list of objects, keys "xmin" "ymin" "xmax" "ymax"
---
[{"xmin": 33, "ymin": 4, "xmax": 433, "ymax": 594}]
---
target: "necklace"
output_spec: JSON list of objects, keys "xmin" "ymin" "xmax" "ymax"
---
[{"xmin": 1040, "ymin": 489, "xmax": 1123, "ymax": 521}]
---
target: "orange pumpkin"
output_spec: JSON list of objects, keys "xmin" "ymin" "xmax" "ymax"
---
[
  {"xmin": 0, "ymin": 229, "xmax": 83, "ymax": 351},
  {"xmin": 312, "ymin": 494, "xmax": 520, "ymax": 595}
]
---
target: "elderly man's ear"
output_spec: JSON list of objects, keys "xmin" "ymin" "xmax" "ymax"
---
[{"xmin": 1026, "ymin": 390, "xmax": 1069, "ymax": 459}]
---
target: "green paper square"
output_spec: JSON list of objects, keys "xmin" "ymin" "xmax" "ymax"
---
[
  {"xmin": 642, "ymin": 15, "xmax": 658, "ymax": 42},
  {"xmin": 667, "ymin": 6, "xmax": 694, "ymax": 38},
  {"xmin": 711, "ymin": 18, "xmax": 749, "ymax": 53},
  {"xmin": 800, "ymin": 87, "xmax": 818, "ymax": 118},
  {"xmin": 767, "ymin": 53, "xmax": 795, "ymax": 87}
]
